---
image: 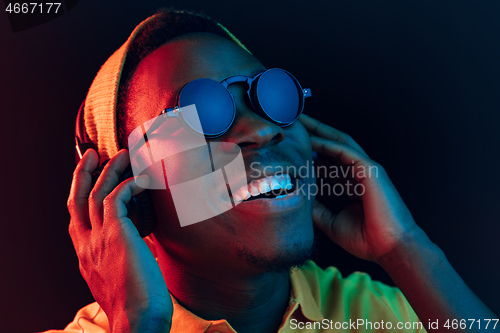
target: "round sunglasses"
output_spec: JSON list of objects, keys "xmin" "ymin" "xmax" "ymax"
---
[{"xmin": 144, "ymin": 68, "xmax": 312, "ymax": 139}]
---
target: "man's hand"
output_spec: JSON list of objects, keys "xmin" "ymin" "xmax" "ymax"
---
[
  {"xmin": 299, "ymin": 114, "xmax": 498, "ymax": 332},
  {"xmin": 299, "ymin": 113, "xmax": 422, "ymax": 263},
  {"xmin": 67, "ymin": 149, "xmax": 172, "ymax": 333}
]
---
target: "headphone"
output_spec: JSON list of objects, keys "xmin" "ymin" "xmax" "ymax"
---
[{"xmin": 74, "ymin": 101, "xmax": 157, "ymax": 237}]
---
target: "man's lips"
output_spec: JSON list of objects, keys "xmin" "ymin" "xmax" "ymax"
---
[
  {"xmin": 217, "ymin": 163, "xmax": 304, "ymax": 203},
  {"xmin": 230, "ymin": 178, "xmax": 306, "ymax": 214},
  {"xmin": 234, "ymin": 174, "xmax": 295, "ymax": 201},
  {"xmin": 218, "ymin": 174, "xmax": 304, "ymax": 207}
]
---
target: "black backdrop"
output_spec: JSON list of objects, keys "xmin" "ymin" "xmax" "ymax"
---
[{"xmin": 1, "ymin": 1, "xmax": 499, "ymax": 332}]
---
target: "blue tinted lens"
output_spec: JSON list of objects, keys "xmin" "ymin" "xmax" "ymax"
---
[
  {"xmin": 178, "ymin": 79, "xmax": 235, "ymax": 137},
  {"xmin": 256, "ymin": 69, "xmax": 302, "ymax": 124}
]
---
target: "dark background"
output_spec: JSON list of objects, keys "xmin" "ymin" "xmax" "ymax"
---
[{"xmin": 1, "ymin": 1, "xmax": 499, "ymax": 332}]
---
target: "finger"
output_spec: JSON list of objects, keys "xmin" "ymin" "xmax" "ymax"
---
[
  {"xmin": 310, "ymin": 136, "xmax": 380, "ymax": 183},
  {"xmin": 313, "ymin": 200, "xmax": 364, "ymax": 247},
  {"xmin": 315, "ymin": 155, "xmax": 361, "ymax": 200},
  {"xmin": 88, "ymin": 149, "xmax": 131, "ymax": 228},
  {"xmin": 299, "ymin": 114, "xmax": 368, "ymax": 157},
  {"xmin": 102, "ymin": 175, "xmax": 150, "ymax": 228},
  {"xmin": 330, "ymin": 201, "xmax": 365, "ymax": 246},
  {"xmin": 67, "ymin": 149, "xmax": 99, "ymax": 234},
  {"xmin": 311, "ymin": 200, "xmax": 336, "ymax": 238}
]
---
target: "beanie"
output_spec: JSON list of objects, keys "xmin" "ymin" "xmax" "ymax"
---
[{"xmin": 82, "ymin": 11, "xmax": 251, "ymax": 164}]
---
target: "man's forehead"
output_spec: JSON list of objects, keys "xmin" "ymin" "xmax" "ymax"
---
[
  {"xmin": 126, "ymin": 33, "xmax": 264, "ymax": 129},
  {"xmin": 134, "ymin": 33, "xmax": 263, "ymax": 87}
]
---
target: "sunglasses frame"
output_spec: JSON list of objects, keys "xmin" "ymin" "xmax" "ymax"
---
[
  {"xmin": 146, "ymin": 68, "xmax": 312, "ymax": 140},
  {"xmin": 220, "ymin": 68, "xmax": 311, "ymax": 128}
]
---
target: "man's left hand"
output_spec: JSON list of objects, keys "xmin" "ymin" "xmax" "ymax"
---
[{"xmin": 299, "ymin": 114, "xmax": 423, "ymax": 263}]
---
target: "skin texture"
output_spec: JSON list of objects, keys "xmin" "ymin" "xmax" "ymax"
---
[{"xmin": 67, "ymin": 32, "xmax": 498, "ymax": 333}]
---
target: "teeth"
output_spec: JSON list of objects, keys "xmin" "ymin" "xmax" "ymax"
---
[
  {"xmin": 269, "ymin": 179, "xmax": 281, "ymax": 190},
  {"xmin": 232, "ymin": 185, "xmax": 251, "ymax": 203},
  {"xmin": 232, "ymin": 174, "xmax": 294, "ymax": 202},
  {"xmin": 258, "ymin": 180, "xmax": 272, "ymax": 194},
  {"xmin": 233, "ymin": 193, "xmax": 243, "ymax": 203},
  {"xmin": 248, "ymin": 182, "xmax": 261, "ymax": 196}
]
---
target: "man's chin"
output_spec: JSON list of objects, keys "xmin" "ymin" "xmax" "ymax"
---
[{"xmin": 236, "ymin": 233, "xmax": 319, "ymax": 274}]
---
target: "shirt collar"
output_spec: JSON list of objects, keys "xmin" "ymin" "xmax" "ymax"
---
[
  {"xmin": 169, "ymin": 293, "xmax": 236, "ymax": 333},
  {"xmin": 166, "ymin": 266, "xmax": 325, "ymax": 332},
  {"xmin": 289, "ymin": 265, "xmax": 325, "ymax": 322}
]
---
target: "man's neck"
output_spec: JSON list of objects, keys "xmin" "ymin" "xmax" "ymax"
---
[{"xmin": 150, "ymin": 236, "xmax": 291, "ymax": 333}]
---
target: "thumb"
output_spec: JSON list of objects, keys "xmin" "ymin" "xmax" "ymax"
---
[{"xmin": 312, "ymin": 200, "xmax": 336, "ymax": 238}]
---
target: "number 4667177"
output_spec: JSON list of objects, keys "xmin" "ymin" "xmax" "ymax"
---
[{"xmin": 5, "ymin": 3, "xmax": 62, "ymax": 14}]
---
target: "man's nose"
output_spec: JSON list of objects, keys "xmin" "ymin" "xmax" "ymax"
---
[{"xmin": 219, "ymin": 97, "xmax": 286, "ymax": 152}]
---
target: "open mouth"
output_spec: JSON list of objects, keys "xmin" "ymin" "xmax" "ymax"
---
[
  {"xmin": 244, "ymin": 182, "xmax": 296, "ymax": 201},
  {"xmin": 231, "ymin": 174, "xmax": 300, "ymax": 203}
]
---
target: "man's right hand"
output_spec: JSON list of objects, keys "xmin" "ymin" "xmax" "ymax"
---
[{"xmin": 67, "ymin": 148, "xmax": 172, "ymax": 333}]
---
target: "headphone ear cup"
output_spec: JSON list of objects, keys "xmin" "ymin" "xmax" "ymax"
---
[
  {"xmin": 120, "ymin": 166, "xmax": 157, "ymax": 238},
  {"xmin": 75, "ymin": 99, "xmax": 156, "ymax": 237}
]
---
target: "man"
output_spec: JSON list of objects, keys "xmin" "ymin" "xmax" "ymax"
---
[{"xmin": 44, "ymin": 9, "xmax": 497, "ymax": 333}]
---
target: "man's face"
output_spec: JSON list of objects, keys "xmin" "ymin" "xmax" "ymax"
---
[{"xmin": 125, "ymin": 32, "xmax": 316, "ymax": 275}]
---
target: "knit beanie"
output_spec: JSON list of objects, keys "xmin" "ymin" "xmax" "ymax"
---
[{"xmin": 83, "ymin": 10, "xmax": 251, "ymax": 164}]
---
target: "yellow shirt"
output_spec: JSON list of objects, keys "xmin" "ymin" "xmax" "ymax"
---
[{"xmin": 41, "ymin": 260, "xmax": 426, "ymax": 333}]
